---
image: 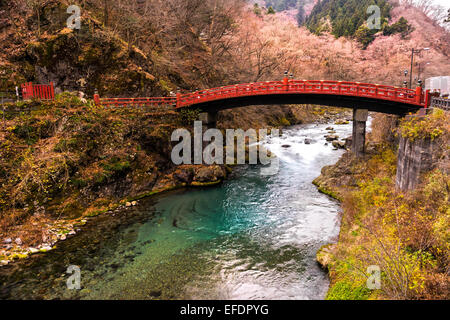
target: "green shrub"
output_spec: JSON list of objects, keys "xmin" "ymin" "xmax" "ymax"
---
[
  {"xmin": 101, "ymin": 157, "xmax": 131, "ymax": 175},
  {"xmin": 179, "ymin": 108, "xmax": 200, "ymax": 125},
  {"xmin": 278, "ymin": 117, "xmax": 291, "ymax": 127},
  {"xmin": 354, "ymin": 25, "xmax": 375, "ymax": 49},
  {"xmin": 399, "ymin": 109, "xmax": 447, "ymax": 141},
  {"xmin": 326, "ymin": 281, "xmax": 371, "ymax": 300}
]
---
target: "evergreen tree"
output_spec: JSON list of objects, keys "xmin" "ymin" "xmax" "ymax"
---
[
  {"xmin": 355, "ymin": 25, "xmax": 374, "ymax": 49},
  {"xmin": 253, "ymin": 3, "xmax": 262, "ymax": 17},
  {"xmin": 382, "ymin": 17, "xmax": 414, "ymax": 39},
  {"xmin": 267, "ymin": 6, "xmax": 276, "ymax": 14},
  {"xmin": 304, "ymin": 0, "xmax": 416, "ymax": 48}
]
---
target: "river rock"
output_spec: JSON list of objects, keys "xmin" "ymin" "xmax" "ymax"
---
[
  {"xmin": 335, "ymin": 119, "xmax": 349, "ymax": 125},
  {"xmin": 39, "ymin": 246, "xmax": 53, "ymax": 252},
  {"xmin": 332, "ymin": 141, "xmax": 346, "ymax": 149},
  {"xmin": 126, "ymin": 202, "xmax": 132, "ymax": 207},
  {"xmin": 173, "ymin": 168, "xmax": 194, "ymax": 183},
  {"xmin": 131, "ymin": 201, "xmax": 137, "ymax": 206},
  {"xmin": 317, "ymin": 244, "xmax": 337, "ymax": 270},
  {"xmin": 15, "ymin": 238, "xmax": 22, "ymax": 246},
  {"xmin": 304, "ymin": 139, "xmax": 312, "ymax": 145},
  {"xmin": 325, "ymin": 135, "xmax": 339, "ymax": 141},
  {"xmin": 3, "ymin": 238, "xmax": 12, "ymax": 244},
  {"xmin": 326, "ymin": 127, "xmax": 334, "ymax": 131},
  {"xmin": 28, "ymin": 247, "xmax": 39, "ymax": 254},
  {"xmin": 0, "ymin": 260, "xmax": 9, "ymax": 266},
  {"xmin": 282, "ymin": 144, "xmax": 291, "ymax": 148}
]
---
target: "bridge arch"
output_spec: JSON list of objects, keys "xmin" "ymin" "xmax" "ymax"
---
[{"xmin": 176, "ymin": 80, "xmax": 427, "ymax": 116}]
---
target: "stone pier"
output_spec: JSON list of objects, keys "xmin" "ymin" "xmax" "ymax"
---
[{"xmin": 351, "ymin": 109, "xmax": 368, "ymax": 157}]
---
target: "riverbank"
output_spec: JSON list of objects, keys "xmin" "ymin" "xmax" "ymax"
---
[
  {"xmin": 0, "ymin": 119, "xmax": 353, "ymax": 299},
  {"xmin": 313, "ymin": 110, "xmax": 449, "ymax": 300},
  {"xmin": 0, "ymin": 93, "xmax": 351, "ymax": 266}
]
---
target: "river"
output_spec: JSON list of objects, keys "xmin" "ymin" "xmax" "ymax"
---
[{"xmin": 0, "ymin": 121, "xmax": 353, "ymax": 300}]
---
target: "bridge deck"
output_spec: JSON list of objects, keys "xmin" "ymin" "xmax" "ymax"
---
[
  {"xmin": 94, "ymin": 79, "xmax": 429, "ymax": 115},
  {"xmin": 177, "ymin": 80, "xmax": 424, "ymax": 108}
]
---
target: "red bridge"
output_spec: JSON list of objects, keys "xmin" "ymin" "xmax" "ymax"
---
[{"xmin": 94, "ymin": 79, "xmax": 429, "ymax": 115}]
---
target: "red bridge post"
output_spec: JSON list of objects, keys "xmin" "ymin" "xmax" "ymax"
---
[
  {"xmin": 176, "ymin": 92, "xmax": 181, "ymax": 108},
  {"xmin": 49, "ymin": 82, "xmax": 55, "ymax": 100},
  {"xmin": 283, "ymin": 76, "xmax": 289, "ymax": 92},
  {"xmin": 424, "ymin": 90, "xmax": 431, "ymax": 108},
  {"xmin": 93, "ymin": 90, "xmax": 101, "ymax": 106},
  {"xmin": 415, "ymin": 86, "xmax": 423, "ymax": 105}
]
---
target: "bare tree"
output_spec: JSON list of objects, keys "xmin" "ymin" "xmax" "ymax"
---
[{"xmin": 26, "ymin": 0, "xmax": 43, "ymax": 37}]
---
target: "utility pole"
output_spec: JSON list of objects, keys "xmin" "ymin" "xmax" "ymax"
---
[
  {"xmin": 417, "ymin": 62, "xmax": 430, "ymax": 82},
  {"xmin": 409, "ymin": 48, "xmax": 414, "ymax": 89},
  {"xmin": 409, "ymin": 48, "xmax": 430, "ymax": 89}
]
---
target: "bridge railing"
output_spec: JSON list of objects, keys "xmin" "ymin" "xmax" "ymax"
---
[
  {"xmin": 94, "ymin": 96, "xmax": 176, "ymax": 107},
  {"xmin": 177, "ymin": 80, "xmax": 423, "ymax": 108},
  {"xmin": 431, "ymin": 97, "xmax": 450, "ymax": 111}
]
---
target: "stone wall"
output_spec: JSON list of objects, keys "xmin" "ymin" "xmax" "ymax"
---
[{"xmin": 395, "ymin": 136, "xmax": 438, "ymax": 191}]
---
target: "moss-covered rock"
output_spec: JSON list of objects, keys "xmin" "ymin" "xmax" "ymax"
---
[{"xmin": 316, "ymin": 244, "xmax": 337, "ymax": 270}]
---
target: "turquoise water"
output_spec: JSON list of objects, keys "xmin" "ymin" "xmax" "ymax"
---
[{"xmin": 0, "ymin": 121, "xmax": 352, "ymax": 300}]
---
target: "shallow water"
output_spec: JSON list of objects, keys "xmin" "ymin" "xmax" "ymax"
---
[{"xmin": 0, "ymin": 121, "xmax": 353, "ymax": 300}]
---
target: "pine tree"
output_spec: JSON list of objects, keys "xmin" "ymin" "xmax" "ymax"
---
[
  {"xmin": 254, "ymin": 3, "xmax": 262, "ymax": 17},
  {"xmin": 267, "ymin": 6, "xmax": 276, "ymax": 14},
  {"xmin": 382, "ymin": 17, "xmax": 414, "ymax": 39},
  {"xmin": 355, "ymin": 25, "xmax": 374, "ymax": 49}
]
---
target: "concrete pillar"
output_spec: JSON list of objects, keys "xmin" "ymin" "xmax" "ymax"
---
[
  {"xmin": 199, "ymin": 111, "xmax": 218, "ymax": 129},
  {"xmin": 351, "ymin": 109, "xmax": 368, "ymax": 157}
]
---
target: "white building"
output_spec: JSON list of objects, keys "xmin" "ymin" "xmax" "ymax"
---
[{"xmin": 425, "ymin": 76, "xmax": 450, "ymax": 96}]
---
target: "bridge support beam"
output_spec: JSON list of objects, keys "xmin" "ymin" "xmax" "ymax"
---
[
  {"xmin": 199, "ymin": 111, "xmax": 218, "ymax": 129},
  {"xmin": 351, "ymin": 109, "xmax": 368, "ymax": 158}
]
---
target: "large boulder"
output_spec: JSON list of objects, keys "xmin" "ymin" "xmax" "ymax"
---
[
  {"xmin": 173, "ymin": 167, "xmax": 194, "ymax": 184},
  {"xmin": 332, "ymin": 140, "xmax": 346, "ymax": 149},
  {"xmin": 325, "ymin": 134, "xmax": 339, "ymax": 141},
  {"xmin": 193, "ymin": 165, "xmax": 225, "ymax": 183},
  {"xmin": 316, "ymin": 244, "xmax": 337, "ymax": 271}
]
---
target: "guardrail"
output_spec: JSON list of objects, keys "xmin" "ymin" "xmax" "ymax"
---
[
  {"xmin": 93, "ymin": 96, "xmax": 176, "ymax": 107},
  {"xmin": 21, "ymin": 82, "xmax": 55, "ymax": 100},
  {"xmin": 0, "ymin": 91, "xmax": 19, "ymax": 103},
  {"xmin": 431, "ymin": 97, "xmax": 450, "ymax": 111}
]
